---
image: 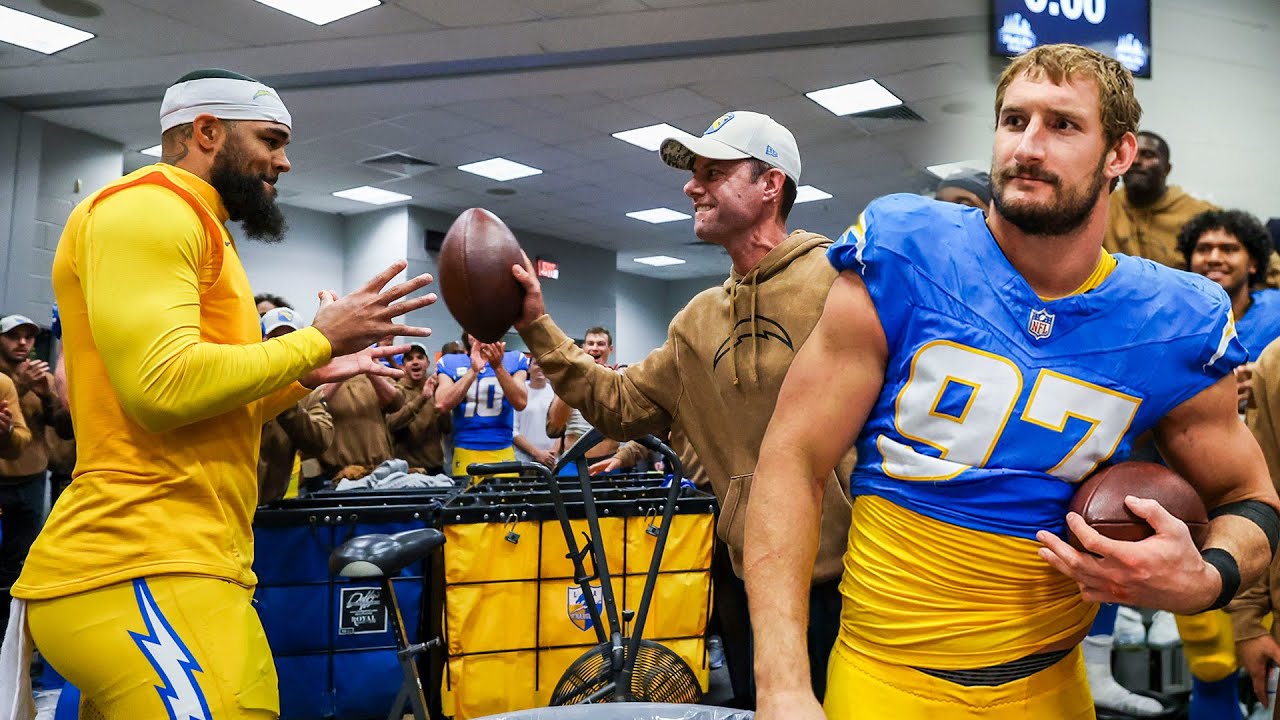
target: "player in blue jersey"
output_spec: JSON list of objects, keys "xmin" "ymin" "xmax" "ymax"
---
[
  {"xmin": 1180, "ymin": 209, "xmax": 1280, "ymax": 409},
  {"xmin": 744, "ymin": 44, "xmax": 1280, "ymax": 720},
  {"xmin": 434, "ymin": 332, "xmax": 529, "ymax": 478}
]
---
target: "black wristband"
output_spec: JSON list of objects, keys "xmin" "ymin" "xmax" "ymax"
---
[
  {"xmin": 1210, "ymin": 500, "xmax": 1280, "ymax": 555},
  {"xmin": 1200, "ymin": 547, "xmax": 1241, "ymax": 612}
]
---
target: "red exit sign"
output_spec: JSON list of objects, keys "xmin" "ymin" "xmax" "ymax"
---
[{"xmin": 536, "ymin": 257, "xmax": 559, "ymax": 280}]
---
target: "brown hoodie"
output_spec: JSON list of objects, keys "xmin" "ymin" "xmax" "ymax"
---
[
  {"xmin": 1231, "ymin": 337, "xmax": 1280, "ymax": 642},
  {"xmin": 1103, "ymin": 185, "xmax": 1215, "ymax": 269},
  {"xmin": 520, "ymin": 230, "xmax": 853, "ymax": 583}
]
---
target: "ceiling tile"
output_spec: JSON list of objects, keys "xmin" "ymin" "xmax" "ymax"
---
[
  {"xmin": 621, "ymin": 87, "xmax": 723, "ymax": 119},
  {"xmin": 453, "ymin": 131, "xmax": 547, "ymax": 158},
  {"xmin": 395, "ymin": 0, "xmax": 540, "ymax": 27}
]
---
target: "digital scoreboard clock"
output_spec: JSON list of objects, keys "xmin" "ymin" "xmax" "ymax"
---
[{"xmin": 991, "ymin": 0, "xmax": 1152, "ymax": 78}]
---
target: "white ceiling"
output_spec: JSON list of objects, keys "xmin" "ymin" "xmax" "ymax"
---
[{"xmin": 1, "ymin": 0, "xmax": 1273, "ymax": 279}]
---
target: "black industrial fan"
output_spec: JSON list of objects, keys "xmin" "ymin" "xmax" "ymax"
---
[{"xmin": 470, "ymin": 430, "xmax": 701, "ymax": 705}]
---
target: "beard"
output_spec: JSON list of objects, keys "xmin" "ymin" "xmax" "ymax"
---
[
  {"xmin": 210, "ymin": 139, "xmax": 288, "ymax": 243},
  {"xmin": 991, "ymin": 155, "xmax": 1107, "ymax": 237}
]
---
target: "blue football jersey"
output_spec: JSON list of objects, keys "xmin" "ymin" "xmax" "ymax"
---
[
  {"xmin": 828, "ymin": 194, "xmax": 1246, "ymax": 541},
  {"xmin": 436, "ymin": 351, "xmax": 530, "ymax": 450},
  {"xmin": 1236, "ymin": 289, "xmax": 1280, "ymax": 359}
]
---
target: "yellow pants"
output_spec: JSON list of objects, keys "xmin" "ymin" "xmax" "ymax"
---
[
  {"xmin": 28, "ymin": 575, "xmax": 278, "ymax": 719},
  {"xmin": 1175, "ymin": 609, "xmax": 1236, "ymax": 682},
  {"xmin": 452, "ymin": 445, "xmax": 517, "ymax": 482},
  {"xmin": 824, "ymin": 642, "xmax": 1094, "ymax": 719}
]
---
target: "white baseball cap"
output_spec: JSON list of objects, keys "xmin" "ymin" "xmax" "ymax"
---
[
  {"xmin": 261, "ymin": 307, "xmax": 304, "ymax": 337},
  {"xmin": 660, "ymin": 111, "xmax": 801, "ymax": 183},
  {"xmin": 0, "ymin": 315, "xmax": 39, "ymax": 335}
]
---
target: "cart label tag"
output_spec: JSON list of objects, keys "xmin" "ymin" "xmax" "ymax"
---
[
  {"xmin": 567, "ymin": 584, "xmax": 603, "ymax": 631},
  {"xmin": 338, "ymin": 586, "xmax": 389, "ymax": 635}
]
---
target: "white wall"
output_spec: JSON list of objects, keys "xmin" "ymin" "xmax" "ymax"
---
[
  {"xmin": 0, "ymin": 104, "xmax": 22, "ymax": 307},
  {"xmin": 615, "ymin": 273, "xmax": 669, "ymax": 365},
  {"xmin": 1, "ymin": 118, "xmax": 122, "ymax": 321},
  {"xmin": 234, "ymin": 205, "xmax": 346, "ymax": 322},
  {"xmin": 343, "ymin": 206, "xmax": 410, "ymax": 296},
  {"xmin": 1135, "ymin": 2, "xmax": 1280, "ymax": 215}
]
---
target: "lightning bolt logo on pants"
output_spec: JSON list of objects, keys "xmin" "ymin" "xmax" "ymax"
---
[{"xmin": 128, "ymin": 579, "xmax": 213, "ymax": 720}]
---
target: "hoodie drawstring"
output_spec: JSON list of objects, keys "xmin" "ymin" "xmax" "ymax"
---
[
  {"xmin": 728, "ymin": 280, "xmax": 740, "ymax": 386},
  {"xmin": 727, "ymin": 269, "xmax": 762, "ymax": 387}
]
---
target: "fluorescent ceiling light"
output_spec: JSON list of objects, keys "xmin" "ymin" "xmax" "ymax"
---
[
  {"xmin": 794, "ymin": 185, "xmax": 833, "ymax": 204},
  {"xmin": 140, "ymin": 145, "xmax": 163, "ymax": 158},
  {"xmin": 332, "ymin": 186, "xmax": 412, "ymax": 205},
  {"xmin": 612, "ymin": 123, "xmax": 696, "ymax": 152},
  {"xmin": 0, "ymin": 5, "xmax": 94, "ymax": 54},
  {"xmin": 634, "ymin": 255, "xmax": 687, "ymax": 267},
  {"xmin": 625, "ymin": 208, "xmax": 691, "ymax": 224},
  {"xmin": 927, "ymin": 161, "xmax": 984, "ymax": 178},
  {"xmin": 457, "ymin": 158, "xmax": 543, "ymax": 181},
  {"xmin": 251, "ymin": 0, "xmax": 381, "ymax": 25},
  {"xmin": 806, "ymin": 79, "xmax": 902, "ymax": 116}
]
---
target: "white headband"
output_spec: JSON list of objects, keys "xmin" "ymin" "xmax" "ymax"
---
[{"xmin": 160, "ymin": 77, "xmax": 292, "ymax": 133}]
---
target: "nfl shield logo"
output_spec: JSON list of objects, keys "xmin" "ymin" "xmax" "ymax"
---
[
  {"xmin": 567, "ymin": 585, "xmax": 603, "ymax": 631},
  {"xmin": 1028, "ymin": 308, "xmax": 1055, "ymax": 339}
]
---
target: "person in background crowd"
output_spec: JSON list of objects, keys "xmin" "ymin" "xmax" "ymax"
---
[
  {"xmin": 934, "ymin": 169, "xmax": 992, "ymax": 214},
  {"xmin": 386, "ymin": 342, "xmax": 449, "ymax": 476},
  {"xmin": 0, "ymin": 372, "xmax": 29, "ymax": 462},
  {"xmin": 434, "ymin": 332, "xmax": 528, "ymax": 478},
  {"xmin": 317, "ymin": 367, "xmax": 403, "ymax": 483},
  {"xmin": 0, "ymin": 314, "xmax": 72, "ymax": 632},
  {"xmin": 254, "ymin": 292, "xmax": 290, "ymax": 317},
  {"xmin": 514, "ymin": 357, "xmax": 557, "ymax": 469},
  {"xmin": 46, "ymin": 304, "xmax": 75, "ymax": 506},
  {"xmin": 257, "ymin": 307, "xmax": 333, "ymax": 501},
  {"xmin": 547, "ymin": 327, "xmax": 620, "ymax": 472},
  {"xmin": 1103, "ymin": 130, "xmax": 1216, "ymax": 270},
  {"xmin": 1180, "ymin": 209, "xmax": 1280, "ymax": 412}
]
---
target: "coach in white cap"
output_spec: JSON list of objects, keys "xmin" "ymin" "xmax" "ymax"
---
[
  {"xmin": 8, "ymin": 69, "xmax": 436, "ymax": 717},
  {"xmin": 509, "ymin": 109, "xmax": 851, "ymax": 710}
]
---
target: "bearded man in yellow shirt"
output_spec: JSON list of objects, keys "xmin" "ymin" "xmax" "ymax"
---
[{"xmin": 6, "ymin": 69, "xmax": 437, "ymax": 720}]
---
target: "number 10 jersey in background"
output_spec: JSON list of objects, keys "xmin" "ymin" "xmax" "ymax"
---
[
  {"xmin": 437, "ymin": 351, "xmax": 530, "ymax": 450},
  {"xmin": 824, "ymin": 193, "xmax": 1245, "ymax": 670}
]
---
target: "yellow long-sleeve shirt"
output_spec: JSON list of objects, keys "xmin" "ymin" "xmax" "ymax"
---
[{"xmin": 14, "ymin": 164, "xmax": 332, "ymax": 599}]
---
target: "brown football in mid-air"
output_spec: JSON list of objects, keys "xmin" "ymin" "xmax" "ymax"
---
[
  {"xmin": 437, "ymin": 208, "xmax": 526, "ymax": 343},
  {"xmin": 1068, "ymin": 461, "xmax": 1209, "ymax": 551}
]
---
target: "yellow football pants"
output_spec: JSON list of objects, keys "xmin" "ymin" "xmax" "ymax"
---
[
  {"xmin": 452, "ymin": 445, "xmax": 517, "ymax": 482},
  {"xmin": 824, "ymin": 642, "xmax": 1094, "ymax": 719},
  {"xmin": 1175, "ymin": 610, "xmax": 1236, "ymax": 682},
  {"xmin": 28, "ymin": 575, "xmax": 278, "ymax": 719}
]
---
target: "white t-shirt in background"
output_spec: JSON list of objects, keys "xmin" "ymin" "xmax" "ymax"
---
[{"xmin": 514, "ymin": 382, "xmax": 556, "ymax": 461}]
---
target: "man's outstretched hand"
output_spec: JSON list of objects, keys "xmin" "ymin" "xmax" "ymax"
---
[
  {"xmin": 312, "ymin": 260, "xmax": 436, "ymax": 357},
  {"xmin": 302, "ymin": 344, "xmax": 408, "ymax": 389}
]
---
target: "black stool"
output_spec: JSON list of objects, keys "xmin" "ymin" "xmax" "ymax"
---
[{"xmin": 329, "ymin": 528, "xmax": 445, "ymax": 720}]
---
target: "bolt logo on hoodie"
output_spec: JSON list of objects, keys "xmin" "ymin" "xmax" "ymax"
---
[{"xmin": 713, "ymin": 316, "xmax": 794, "ymax": 370}]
